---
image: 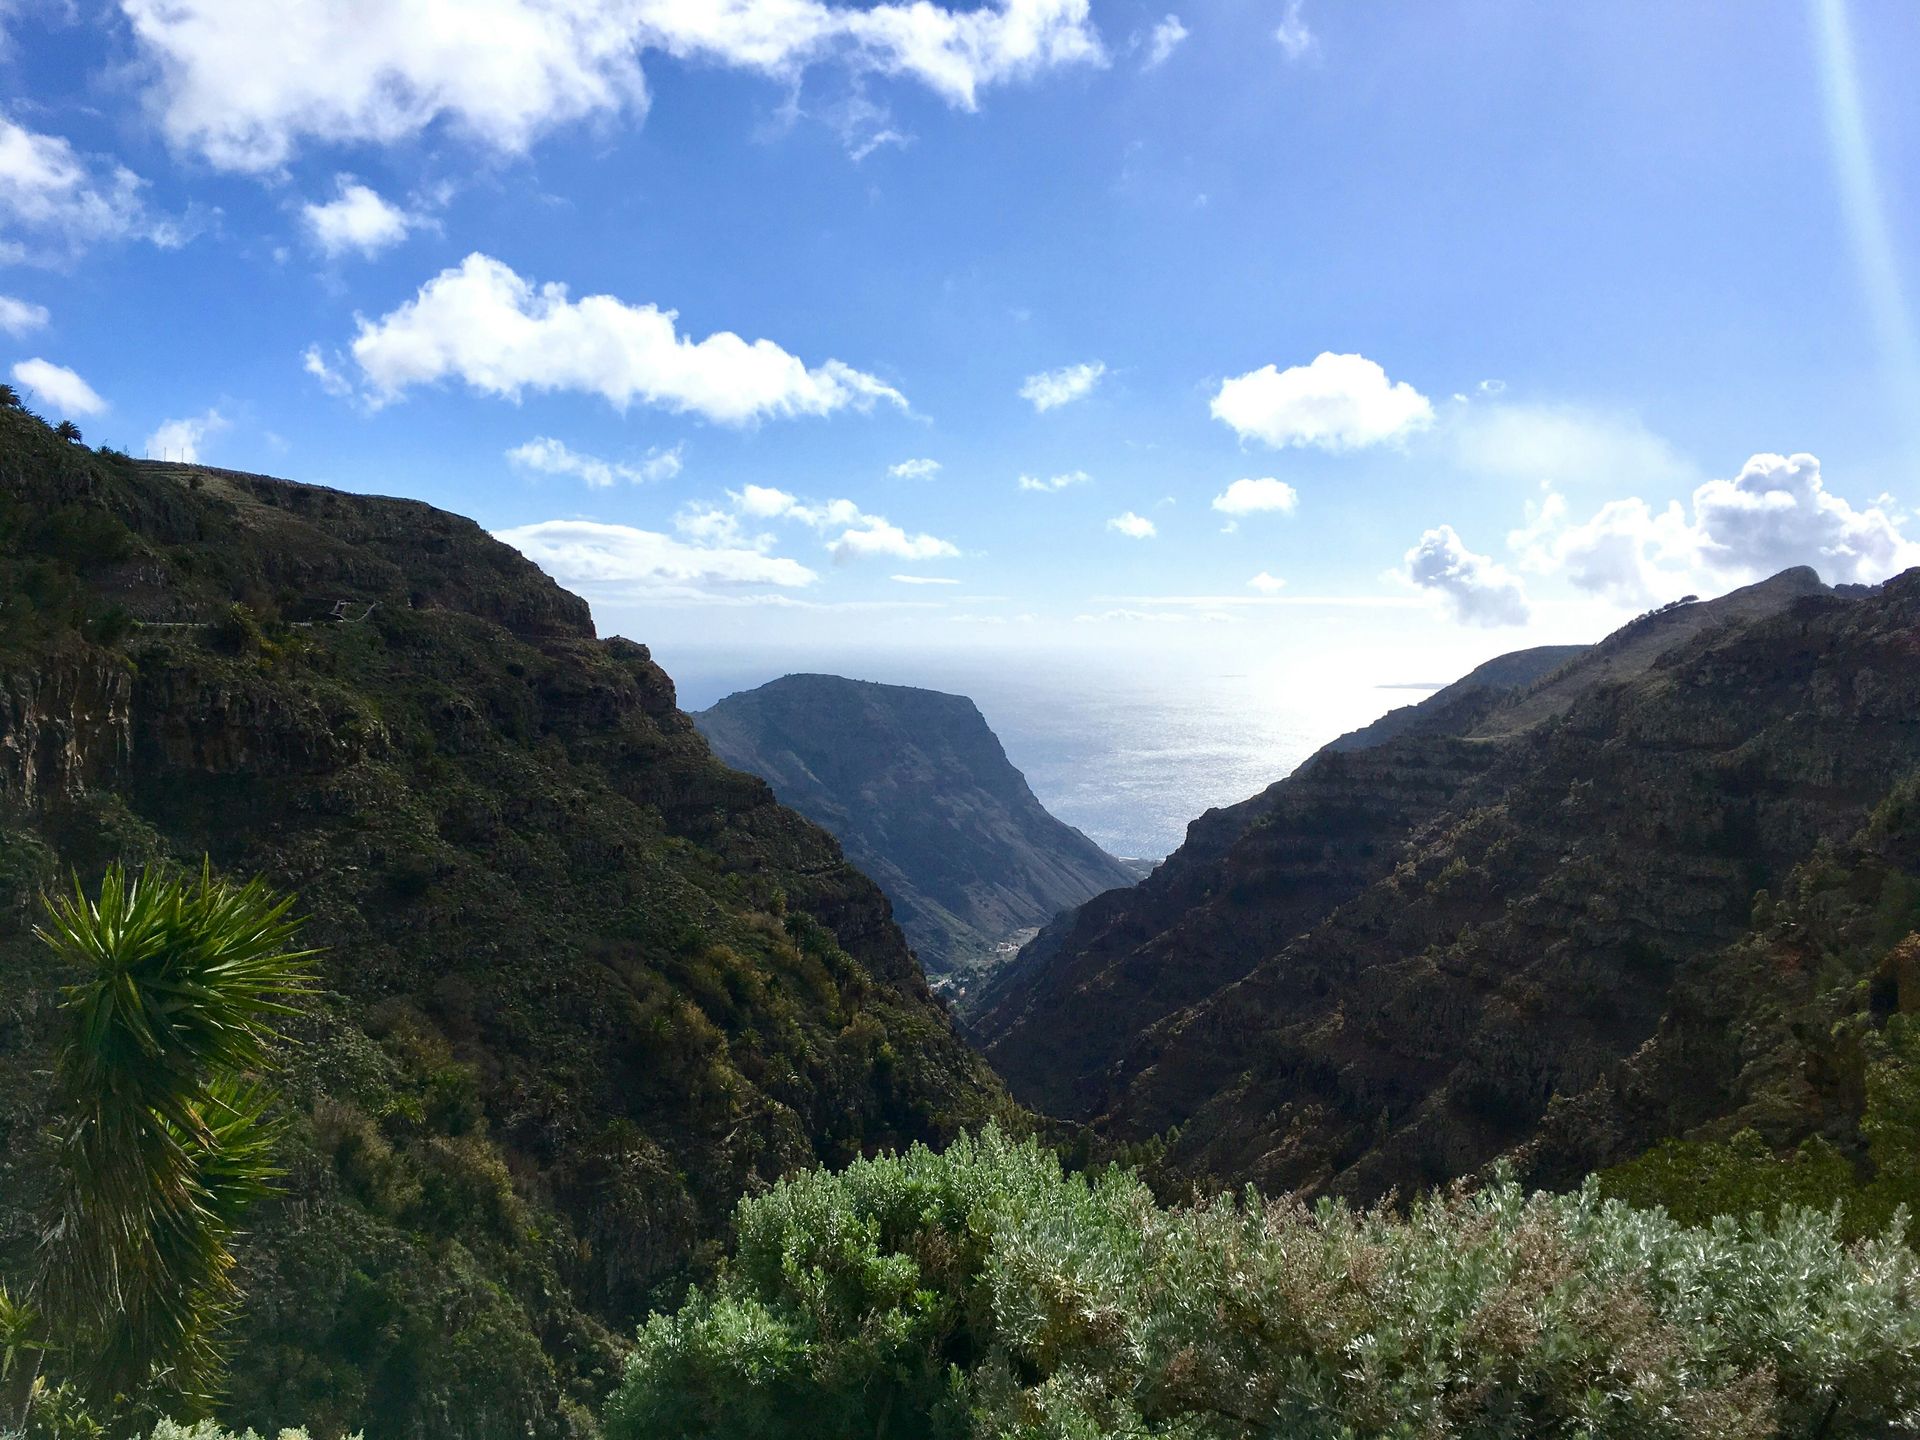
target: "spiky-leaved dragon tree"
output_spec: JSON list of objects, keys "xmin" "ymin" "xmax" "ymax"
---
[{"xmin": 33, "ymin": 864, "xmax": 316, "ymax": 1418}]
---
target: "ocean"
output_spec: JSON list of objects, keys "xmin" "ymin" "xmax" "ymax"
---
[{"xmin": 659, "ymin": 645, "xmax": 1414, "ymax": 860}]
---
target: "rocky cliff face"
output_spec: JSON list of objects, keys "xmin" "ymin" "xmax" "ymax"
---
[
  {"xmin": 973, "ymin": 568, "xmax": 1896, "ymax": 1199},
  {"xmin": 693, "ymin": 673, "xmax": 1136, "ymax": 996},
  {"xmin": 0, "ymin": 409, "xmax": 1012, "ymax": 1440}
]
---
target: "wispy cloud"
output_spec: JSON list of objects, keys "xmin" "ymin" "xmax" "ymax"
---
[
  {"xmin": 1098, "ymin": 592, "xmax": 1425, "ymax": 608},
  {"xmin": 507, "ymin": 435, "xmax": 683, "ymax": 487},
  {"xmin": 1274, "ymin": 0, "xmax": 1317, "ymax": 60},
  {"xmin": 497, "ymin": 518, "xmax": 818, "ymax": 595},
  {"xmin": 1141, "ymin": 14, "xmax": 1187, "ymax": 69},
  {"xmin": 1020, "ymin": 359, "xmax": 1105, "ymax": 411},
  {"xmin": 0, "ymin": 293, "xmax": 49, "ymax": 335},
  {"xmin": 0, "ymin": 116, "xmax": 187, "ymax": 265},
  {"xmin": 1018, "ymin": 469, "xmax": 1090, "ymax": 492},
  {"xmin": 684, "ymin": 482, "xmax": 960, "ymax": 563},
  {"xmin": 1448, "ymin": 401, "xmax": 1696, "ymax": 493}
]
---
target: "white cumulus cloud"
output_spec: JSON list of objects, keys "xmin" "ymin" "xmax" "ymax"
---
[
  {"xmin": 1509, "ymin": 493, "xmax": 1694, "ymax": 605},
  {"xmin": 1404, "ymin": 524, "xmax": 1530, "ymax": 627},
  {"xmin": 1248, "ymin": 571, "xmax": 1286, "ymax": 593},
  {"xmin": 1107, "ymin": 510, "xmax": 1156, "ymax": 539},
  {"xmin": 12, "ymin": 357, "xmax": 106, "ymax": 416},
  {"xmin": 341, "ymin": 252, "xmax": 906, "ymax": 423},
  {"xmin": 1141, "ymin": 14, "xmax": 1186, "ymax": 68},
  {"xmin": 888, "ymin": 456, "xmax": 940, "ymax": 479},
  {"xmin": 507, "ymin": 435, "xmax": 682, "ymax": 487},
  {"xmin": 891, "ymin": 573, "xmax": 959, "ymax": 584},
  {"xmin": 496, "ymin": 518, "xmax": 817, "ymax": 595},
  {"xmin": 1020, "ymin": 359, "xmax": 1105, "ymax": 411},
  {"xmin": 1691, "ymin": 452, "xmax": 1917, "ymax": 583},
  {"xmin": 833, "ymin": 516, "xmax": 958, "ymax": 561},
  {"xmin": 0, "ymin": 293, "xmax": 48, "ymax": 335},
  {"xmin": 0, "ymin": 116, "xmax": 179, "ymax": 265},
  {"xmin": 119, "ymin": 0, "xmax": 1105, "ymax": 173},
  {"xmin": 1017, "ymin": 469, "xmax": 1090, "ymax": 492},
  {"xmin": 1212, "ymin": 351, "xmax": 1431, "ymax": 451},
  {"xmin": 1211, "ymin": 476, "xmax": 1299, "ymax": 516},
  {"xmin": 302, "ymin": 176, "xmax": 420, "ymax": 257},
  {"xmin": 144, "ymin": 408, "xmax": 228, "ymax": 462},
  {"xmin": 1511, "ymin": 452, "xmax": 1920, "ymax": 603}
]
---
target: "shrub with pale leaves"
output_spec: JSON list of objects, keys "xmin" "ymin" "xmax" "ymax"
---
[{"xmin": 606, "ymin": 1125, "xmax": 1920, "ymax": 1439}]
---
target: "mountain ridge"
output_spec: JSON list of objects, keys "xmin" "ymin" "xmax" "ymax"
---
[
  {"xmin": 0, "ymin": 409, "xmax": 1014, "ymax": 1440},
  {"xmin": 693, "ymin": 672, "xmax": 1136, "ymax": 994},
  {"xmin": 971, "ymin": 566, "xmax": 1883, "ymax": 1153}
]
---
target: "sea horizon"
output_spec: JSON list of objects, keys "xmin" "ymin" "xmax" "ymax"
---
[{"xmin": 658, "ymin": 641, "xmax": 1405, "ymax": 860}]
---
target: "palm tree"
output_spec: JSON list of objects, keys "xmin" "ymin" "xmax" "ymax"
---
[
  {"xmin": 53, "ymin": 420, "xmax": 82, "ymax": 443},
  {"xmin": 0, "ymin": 383, "xmax": 19, "ymax": 407},
  {"xmin": 34, "ymin": 864, "xmax": 316, "ymax": 1415}
]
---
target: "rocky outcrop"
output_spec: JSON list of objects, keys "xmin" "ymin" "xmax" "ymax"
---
[
  {"xmin": 0, "ymin": 654, "xmax": 132, "ymax": 806},
  {"xmin": 694, "ymin": 674, "xmax": 1136, "ymax": 994}
]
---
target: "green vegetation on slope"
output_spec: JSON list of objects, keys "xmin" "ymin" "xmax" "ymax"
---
[
  {"xmin": 985, "ymin": 566, "xmax": 1920, "ymax": 1206},
  {"xmin": 0, "ymin": 402, "xmax": 1014, "ymax": 1440},
  {"xmin": 608, "ymin": 1125, "xmax": 1920, "ymax": 1439},
  {"xmin": 1579, "ymin": 775, "xmax": 1920, "ymax": 1237}
]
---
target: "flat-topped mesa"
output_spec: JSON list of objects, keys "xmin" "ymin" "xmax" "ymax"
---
[{"xmin": 695, "ymin": 672, "xmax": 1136, "ymax": 995}]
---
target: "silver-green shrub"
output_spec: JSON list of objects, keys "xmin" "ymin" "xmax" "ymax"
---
[
  {"xmin": 147, "ymin": 1424, "xmax": 340, "ymax": 1440},
  {"xmin": 605, "ymin": 1125, "xmax": 1920, "ymax": 1439},
  {"xmin": 1, "ymin": 1414, "xmax": 350, "ymax": 1440}
]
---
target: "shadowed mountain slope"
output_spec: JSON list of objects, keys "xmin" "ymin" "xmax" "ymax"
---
[
  {"xmin": 694, "ymin": 673, "xmax": 1135, "ymax": 995},
  {"xmin": 0, "ymin": 407, "xmax": 1012, "ymax": 1440},
  {"xmin": 970, "ymin": 568, "xmax": 1857, "ymax": 1141}
]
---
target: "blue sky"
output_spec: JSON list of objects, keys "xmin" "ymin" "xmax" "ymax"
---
[{"xmin": 4, "ymin": 0, "xmax": 1918, "ymax": 687}]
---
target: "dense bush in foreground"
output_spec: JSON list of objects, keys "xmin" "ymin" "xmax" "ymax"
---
[
  {"xmin": 608, "ymin": 1126, "xmax": 1920, "ymax": 1440},
  {"xmin": 0, "ymin": 1419, "xmax": 345, "ymax": 1440}
]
